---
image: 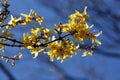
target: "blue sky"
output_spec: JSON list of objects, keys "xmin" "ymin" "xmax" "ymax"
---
[{"xmin": 0, "ymin": 0, "xmax": 120, "ymax": 80}]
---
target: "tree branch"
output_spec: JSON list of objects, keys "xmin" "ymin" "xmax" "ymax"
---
[{"xmin": 0, "ymin": 61, "xmax": 15, "ymax": 80}]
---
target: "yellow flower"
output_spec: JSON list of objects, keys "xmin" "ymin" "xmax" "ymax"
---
[
  {"xmin": 14, "ymin": 53, "xmax": 23, "ymax": 60},
  {"xmin": 45, "ymin": 36, "xmax": 78, "ymax": 62},
  {"xmin": 23, "ymin": 33, "xmax": 43, "ymax": 58},
  {"xmin": 21, "ymin": 13, "xmax": 32, "ymax": 25},
  {"xmin": 7, "ymin": 15, "xmax": 22, "ymax": 28},
  {"xmin": 22, "ymin": 33, "xmax": 32, "ymax": 49},
  {"xmin": 30, "ymin": 47, "xmax": 44, "ymax": 58},
  {"xmin": 2, "ymin": 29, "xmax": 14, "ymax": 37},
  {"xmin": 43, "ymin": 28, "xmax": 51, "ymax": 43},
  {"xmin": 82, "ymin": 50, "xmax": 94, "ymax": 57},
  {"xmin": 23, "ymin": 27, "xmax": 45, "ymax": 58},
  {"xmin": 36, "ymin": 16, "xmax": 44, "ymax": 24},
  {"xmin": 4, "ymin": 0, "xmax": 8, "ymax": 3},
  {"xmin": 0, "ymin": 40, "xmax": 5, "ymax": 50},
  {"xmin": 61, "ymin": 7, "xmax": 89, "ymax": 34},
  {"xmin": 21, "ymin": 10, "xmax": 44, "ymax": 25},
  {"xmin": 0, "ymin": 21, "xmax": 3, "ymax": 25},
  {"xmin": 44, "ymin": 36, "xmax": 59, "ymax": 61},
  {"xmin": 61, "ymin": 6, "xmax": 102, "ymax": 45},
  {"xmin": 30, "ymin": 27, "xmax": 41, "ymax": 35},
  {"xmin": 30, "ymin": 9, "xmax": 44, "ymax": 24}
]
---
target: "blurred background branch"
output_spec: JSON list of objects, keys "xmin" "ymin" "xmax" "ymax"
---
[
  {"xmin": 1, "ymin": 0, "xmax": 120, "ymax": 80},
  {"xmin": 0, "ymin": 61, "xmax": 15, "ymax": 80}
]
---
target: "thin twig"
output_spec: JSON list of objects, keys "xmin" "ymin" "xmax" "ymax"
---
[
  {"xmin": 0, "ymin": 42, "xmax": 23, "ymax": 47},
  {"xmin": 0, "ymin": 36, "xmax": 24, "ymax": 44},
  {"xmin": 1, "ymin": 55, "xmax": 19, "ymax": 60}
]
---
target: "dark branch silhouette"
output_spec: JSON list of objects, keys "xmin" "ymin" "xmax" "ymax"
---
[{"xmin": 0, "ymin": 61, "xmax": 15, "ymax": 80}]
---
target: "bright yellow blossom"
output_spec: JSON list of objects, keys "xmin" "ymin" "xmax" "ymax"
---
[
  {"xmin": 21, "ymin": 13, "xmax": 32, "ymax": 25},
  {"xmin": 23, "ymin": 33, "xmax": 44, "ymax": 58},
  {"xmin": 22, "ymin": 27, "xmax": 45, "ymax": 58},
  {"xmin": 43, "ymin": 28, "xmax": 51, "ymax": 43},
  {"xmin": 30, "ymin": 9, "xmax": 44, "ymax": 24},
  {"xmin": 61, "ymin": 6, "xmax": 102, "ymax": 45},
  {"xmin": 0, "ymin": 3, "xmax": 102, "ymax": 64},
  {"xmin": 30, "ymin": 47, "xmax": 44, "ymax": 58},
  {"xmin": 36, "ymin": 16, "xmax": 44, "ymax": 24},
  {"xmin": 6, "ymin": 15, "xmax": 22, "ymax": 29},
  {"xmin": 30, "ymin": 27, "xmax": 41, "ymax": 35},
  {"xmin": 21, "ymin": 10, "xmax": 44, "ymax": 25},
  {"xmin": 44, "ymin": 36, "xmax": 78, "ymax": 62}
]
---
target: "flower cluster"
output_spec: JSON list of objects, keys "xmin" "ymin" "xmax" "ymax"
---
[
  {"xmin": 0, "ymin": 0, "xmax": 102, "ymax": 66},
  {"xmin": 45, "ymin": 36, "xmax": 78, "ymax": 62},
  {"xmin": 59, "ymin": 7, "xmax": 102, "ymax": 45},
  {"xmin": 23, "ymin": 27, "xmax": 51, "ymax": 58},
  {"xmin": 21, "ymin": 9, "xmax": 44, "ymax": 25},
  {"xmin": 51, "ymin": 7, "xmax": 102, "ymax": 59}
]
